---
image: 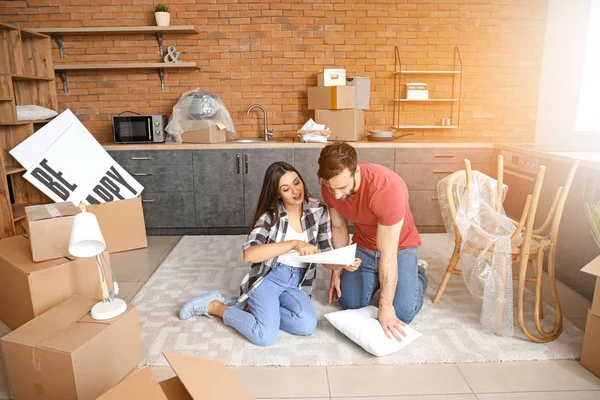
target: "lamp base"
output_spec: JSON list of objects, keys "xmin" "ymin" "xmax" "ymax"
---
[{"xmin": 91, "ymin": 298, "xmax": 127, "ymax": 320}]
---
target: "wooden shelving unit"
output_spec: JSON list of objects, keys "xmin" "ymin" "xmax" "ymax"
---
[
  {"xmin": 392, "ymin": 46, "xmax": 463, "ymax": 130},
  {"xmin": 35, "ymin": 25, "xmax": 200, "ymax": 92},
  {"xmin": 0, "ymin": 22, "xmax": 55, "ymax": 239}
]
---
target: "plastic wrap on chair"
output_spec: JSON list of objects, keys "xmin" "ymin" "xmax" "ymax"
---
[{"xmin": 438, "ymin": 170, "xmax": 515, "ymax": 336}]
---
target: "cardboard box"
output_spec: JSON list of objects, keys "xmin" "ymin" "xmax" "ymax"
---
[
  {"xmin": 580, "ymin": 309, "xmax": 600, "ymax": 377},
  {"xmin": 1, "ymin": 296, "xmax": 143, "ymax": 400},
  {"xmin": 581, "ymin": 255, "xmax": 600, "ymax": 317},
  {"xmin": 0, "ymin": 235, "xmax": 103, "ymax": 330},
  {"xmin": 314, "ymin": 109, "xmax": 365, "ymax": 141},
  {"xmin": 317, "ymin": 68, "xmax": 346, "ymax": 87},
  {"xmin": 180, "ymin": 120, "xmax": 228, "ymax": 144},
  {"xmin": 88, "ymin": 197, "xmax": 148, "ymax": 254},
  {"xmin": 307, "ymin": 86, "xmax": 355, "ymax": 110},
  {"xmin": 346, "ymin": 75, "xmax": 371, "ymax": 110},
  {"xmin": 98, "ymin": 352, "xmax": 254, "ymax": 400},
  {"xmin": 26, "ymin": 202, "xmax": 80, "ymax": 262}
]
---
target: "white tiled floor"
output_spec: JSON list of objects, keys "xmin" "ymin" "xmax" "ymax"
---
[{"xmin": 1, "ymin": 235, "xmax": 599, "ymax": 400}]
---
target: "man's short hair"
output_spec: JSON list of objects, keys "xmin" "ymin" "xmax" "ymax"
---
[{"xmin": 317, "ymin": 142, "xmax": 358, "ymax": 181}]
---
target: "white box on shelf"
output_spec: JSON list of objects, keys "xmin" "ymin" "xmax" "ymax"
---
[
  {"xmin": 406, "ymin": 89, "xmax": 429, "ymax": 100},
  {"xmin": 317, "ymin": 69, "xmax": 346, "ymax": 87}
]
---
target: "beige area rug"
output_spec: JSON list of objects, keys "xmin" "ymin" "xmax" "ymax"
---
[{"xmin": 131, "ymin": 234, "xmax": 584, "ymax": 367}]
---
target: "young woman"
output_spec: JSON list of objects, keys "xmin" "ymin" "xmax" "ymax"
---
[{"xmin": 178, "ymin": 161, "xmax": 360, "ymax": 347}]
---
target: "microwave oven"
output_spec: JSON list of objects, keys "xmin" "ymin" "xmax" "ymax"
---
[{"xmin": 112, "ymin": 114, "xmax": 167, "ymax": 144}]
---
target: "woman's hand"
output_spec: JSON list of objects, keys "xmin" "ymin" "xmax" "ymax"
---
[
  {"xmin": 294, "ymin": 241, "xmax": 319, "ymax": 256},
  {"xmin": 343, "ymin": 257, "xmax": 361, "ymax": 272}
]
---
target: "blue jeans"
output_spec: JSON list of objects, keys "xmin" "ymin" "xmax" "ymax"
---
[
  {"xmin": 339, "ymin": 246, "xmax": 427, "ymax": 323},
  {"xmin": 223, "ymin": 263, "xmax": 317, "ymax": 347}
]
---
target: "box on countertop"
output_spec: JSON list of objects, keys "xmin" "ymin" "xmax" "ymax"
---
[
  {"xmin": 314, "ymin": 109, "xmax": 365, "ymax": 142},
  {"xmin": 97, "ymin": 352, "xmax": 254, "ymax": 400},
  {"xmin": 346, "ymin": 74, "xmax": 371, "ymax": 110},
  {"xmin": 317, "ymin": 68, "xmax": 346, "ymax": 87},
  {"xmin": 1, "ymin": 295, "xmax": 143, "ymax": 400},
  {"xmin": 579, "ymin": 255, "xmax": 600, "ymax": 378},
  {"xmin": 0, "ymin": 235, "xmax": 103, "ymax": 330},
  {"xmin": 308, "ymin": 86, "xmax": 355, "ymax": 110},
  {"xmin": 180, "ymin": 120, "xmax": 230, "ymax": 144}
]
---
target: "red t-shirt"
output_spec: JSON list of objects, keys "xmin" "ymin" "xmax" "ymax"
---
[{"xmin": 321, "ymin": 162, "xmax": 421, "ymax": 251}]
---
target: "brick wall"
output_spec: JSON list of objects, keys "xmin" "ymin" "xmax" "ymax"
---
[{"xmin": 0, "ymin": 0, "xmax": 548, "ymax": 143}]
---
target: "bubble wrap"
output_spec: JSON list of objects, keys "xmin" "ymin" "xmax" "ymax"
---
[{"xmin": 438, "ymin": 170, "xmax": 515, "ymax": 336}]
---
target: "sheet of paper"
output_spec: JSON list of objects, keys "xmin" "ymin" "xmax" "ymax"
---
[{"xmin": 292, "ymin": 244, "xmax": 356, "ymax": 265}]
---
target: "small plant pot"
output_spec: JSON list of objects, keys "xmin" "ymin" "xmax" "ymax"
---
[{"xmin": 155, "ymin": 12, "xmax": 170, "ymax": 27}]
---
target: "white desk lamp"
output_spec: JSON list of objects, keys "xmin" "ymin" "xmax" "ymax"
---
[{"xmin": 68, "ymin": 206, "xmax": 127, "ymax": 320}]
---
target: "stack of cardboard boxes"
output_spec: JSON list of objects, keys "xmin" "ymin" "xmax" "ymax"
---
[
  {"xmin": 307, "ymin": 69, "xmax": 371, "ymax": 141},
  {"xmin": 0, "ymin": 198, "xmax": 148, "ymax": 400},
  {"xmin": 580, "ymin": 255, "xmax": 600, "ymax": 377}
]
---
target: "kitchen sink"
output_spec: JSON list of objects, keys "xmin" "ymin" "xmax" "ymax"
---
[{"xmin": 230, "ymin": 138, "xmax": 285, "ymax": 143}]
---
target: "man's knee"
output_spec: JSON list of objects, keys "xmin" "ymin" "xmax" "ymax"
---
[{"xmin": 339, "ymin": 292, "xmax": 369, "ymax": 310}]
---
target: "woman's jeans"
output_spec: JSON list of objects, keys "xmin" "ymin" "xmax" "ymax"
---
[
  {"xmin": 223, "ymin": 263, "xmax": 317, "ymax": 347},
  {"xmin": 339, "ymin": 246, "xmax": 428, "ymax": 323}
]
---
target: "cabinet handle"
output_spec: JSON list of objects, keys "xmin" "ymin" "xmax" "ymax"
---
[
  {"xmin": 133, "ymin": 172, "xmax": 154, "ymax": 176},
  {"xmin": 432, "ymin": 170, "xmax": 454, "ymax": 174},
  {"xmin": 431, "ymin": 196, "xmax": 439, "ymax": 201},
  {"xmin": 245, "ymin": 154, "xmax": 249, "ymax": 174},
  {"xmin": 142, "ymin": 199, "xmax": 154, "ymax": 203},
  {"xmin": 131, "ymin": 156, "xmax": 152, "ymax": 160},
  {"xmin": 237, "ymin": 153, "xmax": 240, "ymax": 174},
  {"xmin": 434, "ymin": 154, "xmax": 456, "ymax": 158}
]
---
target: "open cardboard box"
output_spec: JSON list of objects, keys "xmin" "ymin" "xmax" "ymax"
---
[
  {"xmin": 98, "ymin": 352, "xmax": 254, "ymax": 399},
  {"xmin": 0, "ymin": 235, "xmax": 103, "ymax": 330},
  {"xmin": 26, "ymin": 197, "xmax": 148, "ymax": 262},
  {"xmin": 580, "ymin": 255, "xmax": 600, "ymax": 377},
  {"xmin": 1, "ymin": 295, "xmax": 143, "ymax": 400}
]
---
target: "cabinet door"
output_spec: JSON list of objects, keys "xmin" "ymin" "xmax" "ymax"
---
[
  {"xmin": 108, "ymin": 150, "xmax": 192, "ymax": 167},
  {"xmin": 356, "ymin": 148, "xmax": 395, "ymax": 170},
  {"xmin": 293, "ymin": 148, "xmax": 322, "ymax": 200},
  {"xmin": 193, "ymin": 149, "xmax": 245, "ymax": 227},
  {"xmin": 141, "ymin": 192, "xmax": 195, "ymax": 228},
  {"xmin": 243, "ymin": 148, "xmax": 295, "ymax": 227}
]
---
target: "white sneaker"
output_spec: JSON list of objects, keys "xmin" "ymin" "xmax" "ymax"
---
[{"xmin": 417, "ymin": 259, "xmax": 428, "ymax": 270}]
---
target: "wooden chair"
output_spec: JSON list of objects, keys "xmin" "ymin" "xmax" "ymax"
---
[{"xmin": 433, "ymin": 155, "xmax": 579, "ymax": 343}]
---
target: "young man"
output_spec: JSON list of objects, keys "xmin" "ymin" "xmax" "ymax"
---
[{"xmin": 318, "ymin": 142, "xmax": 427, "ymax": 341}]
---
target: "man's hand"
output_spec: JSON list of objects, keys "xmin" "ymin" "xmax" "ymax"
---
[
  {"xmin": 295, "ymin": 241, "xmax": 319, "ymax": 256},
  {"xmin": 343, "ymin": 257, "xmax": 362, "ymax": 272},
  {"xmin": 378, "ymin": 303, "xmax": 407, "ymax": 342},
  {"xmin": 328, "ymin": 270, "xmax": 342, "ymax": 303}
]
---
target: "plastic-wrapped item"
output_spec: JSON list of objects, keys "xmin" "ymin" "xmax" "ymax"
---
[
  {"xmin": 438, "ymin": 170, "xmax": 515, "ymax": 336},
  {"xmin": 165, "ymin": 88, "xmax": 236, "ymax": 143}
]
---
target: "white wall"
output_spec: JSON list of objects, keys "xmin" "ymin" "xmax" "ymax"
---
[{"xmin": 534, "ymin": 0, "xmax": 591, "ymax": 145}]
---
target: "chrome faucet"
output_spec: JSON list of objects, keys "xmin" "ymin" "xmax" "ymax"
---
[{"xmin": 246, "ymin": 104, "xmax": 274, "ymax": 141}]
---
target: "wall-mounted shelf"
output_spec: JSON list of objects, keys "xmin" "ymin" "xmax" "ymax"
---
[
  {"xmin": 54, "ymin": 62, "xmax": 198, "ymax": 92},
  {"xmin": 32, "ymin": 25, "xmax": 199, "ymax": 58},
  {"xmin": 392, "ymin": 46, "xmax": 463, "ymax": 130},
  {"xmin": 11, "ymin": 74, "xmax": 54, "ymax": 81},
  {"xmin": 5, "ymin": 166, "xmax": 25, "ymax": 175}
]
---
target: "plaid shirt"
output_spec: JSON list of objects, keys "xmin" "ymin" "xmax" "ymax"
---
[{"xmin": 236, "ymin": 197, "xmax": 333, "ymax": 306}]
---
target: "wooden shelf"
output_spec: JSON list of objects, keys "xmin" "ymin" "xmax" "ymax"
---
[
  {"xmin": 11, "ymin": 203, "xmax": 28, "ymax": 222},
  {"xmin": 395, "ymin": 70, "xmax": 462, "ymax": 74},
  {"xmin": 393, "ymin": 99, "xmax": 461, "ymax": 102},
  {"xmin": 0, "ymin": 98, "xmax": 12, "ymax": 101},
  {"xmin": 393, "ymin": 125, "xmax": 459, "ymax": 129},
  {"xmin": 32, "ymin": 25, "xmax": 199, "ymax": 35},
  {"xmin": 0, "ymin": 119, "xmax": 53, "ymax": 126},
  {"xmin": 54, "ymin": 62, "xmax": 198, "ymax": 70},
  {"xmin": 5, "ymin": 166, "xmax": 25, "ymax": 175},
  {"xmin": 12, "ymin": 74, "xmax": 54, "ymax": 81}
]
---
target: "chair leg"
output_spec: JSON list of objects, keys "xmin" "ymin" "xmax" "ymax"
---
[
  {"xmin": 495, "ymin": 257, "xmax": 508, "ymax": 336},
  {"xmin": 534, "ymin": 245, "xmax": 563, "ymax": 340},
  {"xmin": 535, "ymin": 255, "xmax": 544, "ymax": 320},
  {"xmin": 433, "ymin": 235, "xmax": 461, "ymax": 304}
]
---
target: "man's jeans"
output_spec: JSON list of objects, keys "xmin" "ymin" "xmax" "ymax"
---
[
  {"xmin": 339, "ymin": 246, "xmax": 428, "ymax": 323},
  {"xmin": 223, "ymin": 263, "xmax": 317, "ymax": 347}
]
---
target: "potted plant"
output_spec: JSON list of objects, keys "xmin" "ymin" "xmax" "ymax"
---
[{"xmin": 155, "ymin": 4, "xmax": 170, "ymax": 27}]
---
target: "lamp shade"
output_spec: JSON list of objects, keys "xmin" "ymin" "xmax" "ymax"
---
[{"xmin": 68, "ymin": 212, "xmax": 106, "ymax": 258}]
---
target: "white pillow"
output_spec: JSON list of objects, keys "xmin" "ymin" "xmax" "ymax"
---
[
  {"xmin": 324, "ymin": 305, "xmax": 422, "ymax": 357},
  {"xmin": 16, "ymin": 105, "xmax": 58, "ymax": 121}
]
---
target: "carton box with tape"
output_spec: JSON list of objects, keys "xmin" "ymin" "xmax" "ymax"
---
[{"xmin": 307, "ymin": 86, "xmax": 355, "ymax": 110}]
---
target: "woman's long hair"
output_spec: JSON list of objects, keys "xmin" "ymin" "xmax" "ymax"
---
[{"xmin": 250, "ymin": 161, "xmax": 312, "ymax": 229}]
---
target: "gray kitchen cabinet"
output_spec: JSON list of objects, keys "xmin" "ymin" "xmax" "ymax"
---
[
  {"xmin": 141, "ymin": 192, "xmax": 196, "ymax": 228},
  {"xmin": 293, "ymin": 148, "xmax": 321, "ymax": 199},
  {"xmin": 243, "ymin": 148, "xmax": 295, "ymax": 226},
  {"xmin": 356, "ymin": 148, "xmax": 395, "ymax": 171},
  {"xmin": 193, "ymin": 149, "xmax": 244, "ymax": 227},
  {"xmin": 109, "ymin": 150, "xmax": 192, "ymax": 167},
  {"xmin": 126, "ymin": 165, "xmax": 194, "ymax": 193}
]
